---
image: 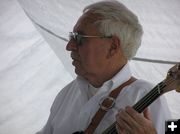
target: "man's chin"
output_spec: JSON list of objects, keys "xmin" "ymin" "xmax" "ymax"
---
[
  {"xmin": 74, "ymin": 67, "xmax": 87, "ymax": 78},
  {"xmin": 74, "ymin": 67, "xmax": 82, "ymax": 76}
]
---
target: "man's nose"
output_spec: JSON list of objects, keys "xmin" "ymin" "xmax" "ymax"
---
[{"xmin": 66, "ymin": 40, "xmax": 78, "ymax": 51}]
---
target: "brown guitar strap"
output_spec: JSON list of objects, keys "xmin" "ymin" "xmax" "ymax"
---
[{"xmin": 84, "ymin": 77, "xmax": 137, "ymax": 134}]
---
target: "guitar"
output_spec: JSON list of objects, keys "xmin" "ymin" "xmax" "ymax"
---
[
  {"xmin": 102, "ymin": 63, "xmax": 180, "ymax": 134},
  {"xmin": 73, "ymin": 63, "xmax": 180, "ymax": 134}
]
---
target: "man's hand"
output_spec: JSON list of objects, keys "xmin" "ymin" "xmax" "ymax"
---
[{"xmin": 116, "ymin": 106, "xmax": 157, "ymax": 134}]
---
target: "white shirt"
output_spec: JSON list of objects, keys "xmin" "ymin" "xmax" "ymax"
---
[{"xmin": 36, "ymin": 63, "xmax": 171, "ymax": 134}]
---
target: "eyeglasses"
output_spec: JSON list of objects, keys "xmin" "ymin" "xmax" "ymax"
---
[{"xmin": 69, "ymin": 32, "xmax": 112, "ymax": 46}]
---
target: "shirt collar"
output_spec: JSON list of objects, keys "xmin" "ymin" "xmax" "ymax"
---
[
  {"xmin": 111, "ymin": 63, "xmax": 132, "ymax": 90},
  {"xmin": 95, "ymin": 62, "xmax": 132, "ymax": 95}
]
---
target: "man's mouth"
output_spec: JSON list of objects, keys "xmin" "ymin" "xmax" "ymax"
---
[{"xmin": 72, "ymin": 57, "xmax": 79, "ymax": 62}]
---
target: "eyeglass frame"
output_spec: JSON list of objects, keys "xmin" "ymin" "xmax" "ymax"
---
[{"xmin": 69, "ymin": 32, "xmax": 112, "ymax": 46}]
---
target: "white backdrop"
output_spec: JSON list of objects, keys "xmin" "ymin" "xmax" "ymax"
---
[{"xmin": 0, "ymin": 0, "xmax": 180, "ymax": 134}]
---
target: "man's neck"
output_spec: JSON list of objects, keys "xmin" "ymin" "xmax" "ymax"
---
[{"xmin": 88, "ymin": 61, "xmax": 127, "ymax": 88}]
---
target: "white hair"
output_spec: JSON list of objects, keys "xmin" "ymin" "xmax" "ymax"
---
[{"xmin": 83, "ymin": 0, "xmax": 143, "ymax": 60}]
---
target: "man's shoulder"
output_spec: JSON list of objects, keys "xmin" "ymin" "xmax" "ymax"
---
[
  {"xmin": 57, "ymin": 78, "xmax": 78, "ymax": 96},
  {"xmin": 50, "ymin": 78, "xmax": 79, "ymax": 112},
  {"xmin": 54, "ymin": 76, "xmax": 87, "ymax": 100}
]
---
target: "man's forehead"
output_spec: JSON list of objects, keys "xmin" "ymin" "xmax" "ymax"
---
[{"xmin": 73, "ymin": 13, "xmax": 102, "ymax": 34}]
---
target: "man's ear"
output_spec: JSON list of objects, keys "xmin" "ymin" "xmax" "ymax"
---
[{"xmin": 108, "ymin": 36, "xmax": 121, "ymax": 58}]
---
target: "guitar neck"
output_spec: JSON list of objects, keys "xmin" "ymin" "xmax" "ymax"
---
[{"xmin": 102, "ymin": 81, "xmax": 166, "ymax": 134}]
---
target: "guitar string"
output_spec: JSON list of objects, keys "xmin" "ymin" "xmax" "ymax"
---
[
  {"xmin": 135, "ymin": 78, "xmax": 174, "ymax": 112},
  {"xmin": 103, "ymin": 78, "xmax": 174, "ymax": 134},
  {"xmin": 134, "ymin": 82, "xmax": 165, "ymax": 112}
]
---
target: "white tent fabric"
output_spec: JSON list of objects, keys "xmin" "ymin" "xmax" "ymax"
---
[{"xmin": 0, "ymin": 0, "xmax": 180, "ymax": 134}]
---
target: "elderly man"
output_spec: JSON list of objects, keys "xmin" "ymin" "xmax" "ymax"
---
[{"xmin": 37, "ymin": 1, "xmax": 170, "ymax": 134}]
